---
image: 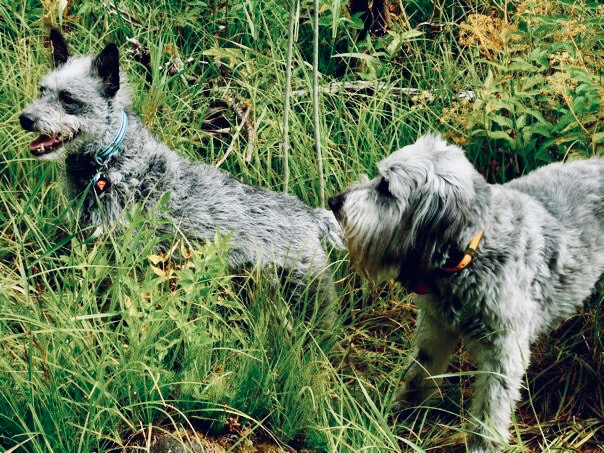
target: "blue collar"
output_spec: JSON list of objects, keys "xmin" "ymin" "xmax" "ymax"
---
[
  {"xmin": 95, "ymin": 110, "xmax": 128, "ymax": 166},
  {"xmin": 92, "ymin": 111, "xmax": 128, "ymax": 196}
]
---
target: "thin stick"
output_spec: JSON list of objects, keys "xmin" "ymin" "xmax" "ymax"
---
[
  {"xmin": 215, "ymin": 107, "xmax": 250, "ymax": 168},
  {"xmin": 312, "ymin": 0, "xmax": 325, "ymax": 208},
  {"xmin": 220, "ymin": 95, "xmax": 255, "ymax": 163},
  {"xmin": 282, "ymin": 0, "xmax": 297, "ymax": 192}
]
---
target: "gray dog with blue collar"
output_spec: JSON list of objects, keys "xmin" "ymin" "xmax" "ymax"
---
[{"xmin": 19, "ymin": 29, "xmax": 343, "ymax": 329}]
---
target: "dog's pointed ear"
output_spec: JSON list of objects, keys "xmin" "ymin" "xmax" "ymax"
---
[
  {"xmin": 49, "ymin": 28, "xmax": 70, "ymax": 67},
  {"xmin": 93, "ymin": 43, "xmax": 120, "ymax": 97}
]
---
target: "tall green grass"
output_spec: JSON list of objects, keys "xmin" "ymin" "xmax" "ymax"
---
[{"xmin": 1, "ymin": 0, "xmax": 602, "ymax": 451}]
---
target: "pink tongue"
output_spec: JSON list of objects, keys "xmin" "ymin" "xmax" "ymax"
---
[{"xmin": 29, "ymin": 135, "xmax": 61, "ymax": 154}]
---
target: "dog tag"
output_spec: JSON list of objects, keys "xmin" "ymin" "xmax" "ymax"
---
[{"xmin": 93, "ymin": 173, "xmax": 110, "ymax": 195}]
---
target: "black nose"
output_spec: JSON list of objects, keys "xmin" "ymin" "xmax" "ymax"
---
[
  {"xmin": 19, "ymin": 113, "xmax": 35, "ymax": 131},
  {"xmin": 328, "ymin": 193, "xmax": 345, "ymax": 214}
]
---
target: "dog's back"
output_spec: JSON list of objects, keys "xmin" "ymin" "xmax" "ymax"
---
[
  {"xmin": 503, "ymin": 157, "xmax": 603, "ymax": 238},
  {"xmin": 502, "ymin": 157, "xmax": 603, "ymax": 326}
]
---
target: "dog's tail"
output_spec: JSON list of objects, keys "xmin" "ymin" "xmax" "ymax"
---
[{"xmin": 315, "ymin": 208, "xmax": 346, "ymax": 251}]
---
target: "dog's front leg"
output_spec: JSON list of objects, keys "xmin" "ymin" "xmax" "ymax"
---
[
  {"xmin": 393, "ymin": 295, "xmax": 459, "ymax": 409},
  {"xmin": 466, "ymin": 334, "xmax": 530, "ymax": 452}
]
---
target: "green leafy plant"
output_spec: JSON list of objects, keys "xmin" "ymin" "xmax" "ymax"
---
[{"xmin": 445, "ymin": 1, "xmax": 603, "ymax": 178}]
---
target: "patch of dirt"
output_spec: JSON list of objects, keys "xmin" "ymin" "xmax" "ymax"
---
[{"xmin": 146, "ymin": 429, "xmax": 294, "ymax": 453}]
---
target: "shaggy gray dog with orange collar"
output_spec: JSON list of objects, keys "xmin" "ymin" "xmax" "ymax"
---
[
  {"xmin": 19, "ymin": 29, "xmax": 343, "ymax": 329},
  {"xmin": 328, "ymin": 134, "xmax": 603, "ymax": 451}
]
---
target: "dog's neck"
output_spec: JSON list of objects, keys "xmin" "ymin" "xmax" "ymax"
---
[
  {"xmin": 65, "ymin": 110, "xmax": 129, "ymax": 194},
  {"xmin": 402, "ymin": 229, "xmax": 485, "ymax": 295},
  {"xmin": 95, "ymin": 110, "xmax": 129, "ymax": 166},
  {"xmin": 441, "ymin": 229, "xmax": 483, "ymax": 272}
]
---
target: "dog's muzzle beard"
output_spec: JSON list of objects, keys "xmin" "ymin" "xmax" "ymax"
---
[
  {"xmin": 19, "ymin": 112, "xmax": 78, "ymax": 157},
  {"xmin": 328, "ymin": 191, "xmax": 400, "ymax": 281}
]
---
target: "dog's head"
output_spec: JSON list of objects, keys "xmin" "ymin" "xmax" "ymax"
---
[
  {"xmin": 329, "ymin": 134, "xmax": 489, "ymax": 283},
  {"xmin": 19, "ymin": 29, "xmax": 131, "ymax": 160}
]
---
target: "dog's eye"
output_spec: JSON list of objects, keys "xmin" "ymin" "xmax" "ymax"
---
[
  {"xmin": 375, "ymin": 177, "xmax": 392, "ymax": 197},
  {"xmin": 59, "ymin": 91, "xmax": 79, "ymax": 105}
]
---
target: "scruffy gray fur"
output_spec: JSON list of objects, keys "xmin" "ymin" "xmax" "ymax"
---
[
  {"xmin": 329, "ymin": 134, "xmax": 603, "ymax": 451},
  {"xmin": 20, "ymin": 29, "xmax": 343, "ymax": 328}
]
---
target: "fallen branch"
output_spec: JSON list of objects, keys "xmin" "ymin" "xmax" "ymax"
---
[{"xmin": 290, "ymin": 81, "xmax": 475, "ymax": 101}]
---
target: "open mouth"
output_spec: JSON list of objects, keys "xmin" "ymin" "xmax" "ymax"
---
[{"xmin": 29, "ymin": 133, "xmax": 76, "ymax": 156}]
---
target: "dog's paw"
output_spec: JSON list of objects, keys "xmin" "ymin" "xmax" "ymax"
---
[
  {"xmin": 390, "ymin": 379, "xmax": 427, "ymax": 418},
  {"xmin": 394, "ymin": 366, "xmax": 430, "ymax": 404},
  {"xmin": 389, "ymin": 389, "xmax": 418, "ymax": 423},
  {"xmin": 466, "ymin": 440, "xmax": 504, "ymax": 453}
]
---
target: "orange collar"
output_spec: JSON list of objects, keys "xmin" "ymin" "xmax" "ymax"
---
[
  {"xmin": 441, "ymin": 229, "xmax": 484, "ymax": 273},
  {"xmin": 410, "ymin": 229, "xmax": 484, "ymax": 294}
]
